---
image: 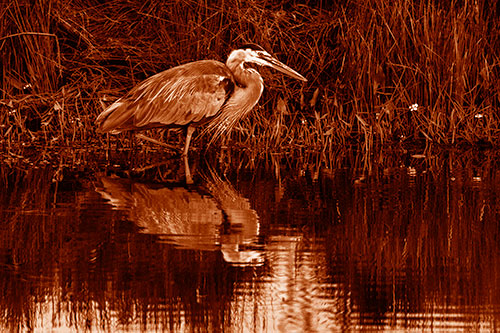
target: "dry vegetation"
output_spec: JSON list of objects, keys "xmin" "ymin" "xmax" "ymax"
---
[{"xmin": 1, "ymin": 0, "xmax": 500, "ymax": 158}]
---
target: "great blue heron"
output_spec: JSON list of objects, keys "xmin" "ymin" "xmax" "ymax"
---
[{"xmin": 96, "ymin": 43, "xmax": 307, "ymax": 182}]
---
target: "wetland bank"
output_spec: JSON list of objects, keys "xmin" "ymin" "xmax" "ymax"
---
[{"xmin": 2, "ymin": 0, "xmax": 500, "ymax": 331}]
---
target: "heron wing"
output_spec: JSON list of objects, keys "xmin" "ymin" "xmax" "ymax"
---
[{"xmin": 97, "ymin": 60, "xmax": 234, "ymax": 133}]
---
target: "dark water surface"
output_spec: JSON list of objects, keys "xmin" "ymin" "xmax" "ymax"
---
[{"xmin": 1, "ymin": 149, "xmax": 500, "ymax": 331}]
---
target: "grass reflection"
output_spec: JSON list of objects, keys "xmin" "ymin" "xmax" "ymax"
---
[
  {"xmin": 0, "ymin": 166, "xmax": 259, "ymax": 331},
  {"xmin": 316, "ymin": 150, "xmax": 500, "ymax": 330},
  {"xmin": 1, "ymin": 149, "xmax": 500, "ymax": 330}
]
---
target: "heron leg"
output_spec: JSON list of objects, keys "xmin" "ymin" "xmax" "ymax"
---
[
  {"xmin": 184, "ymin": 153, "xmax": 193, "ymax": 184},
  {"xmin": 183, "ymin": 126, "xmax": 195, "ymax": 156},
  {"xmin": 181, "ymin": 126, "xmax": 196, "ymax": 184}
]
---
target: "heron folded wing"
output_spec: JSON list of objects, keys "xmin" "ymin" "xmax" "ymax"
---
[
  {"xmin": 97, "ymin": 60, "xmax": 234, "ymax": 133},
  {"xmin": 131, "ymin": 60, "xmax": 234, "ymax": 128}
]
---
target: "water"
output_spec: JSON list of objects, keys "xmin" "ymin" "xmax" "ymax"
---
[{"xmin": 1, "ymin": 149, "xmax": 500, "ymax": 331}]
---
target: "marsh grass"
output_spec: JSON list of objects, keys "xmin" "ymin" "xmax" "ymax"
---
[{"xmin": 1, "ymin": 0, "xmax": 500, "ymax": 163}]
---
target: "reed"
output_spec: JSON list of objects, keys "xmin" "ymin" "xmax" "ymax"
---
[{"xmin": 1, "ymin": 0, "xmax": 499, "ymax": 159}]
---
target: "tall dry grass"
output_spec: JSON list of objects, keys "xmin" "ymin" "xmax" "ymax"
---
[{"xmin": 1, "ymin": 0, "xmax": 500, "ymax": 159}]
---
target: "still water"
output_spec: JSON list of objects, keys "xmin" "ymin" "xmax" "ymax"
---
[{"xmin": 1, "ymin": 148, "xmax": 500, "ymax": 331}]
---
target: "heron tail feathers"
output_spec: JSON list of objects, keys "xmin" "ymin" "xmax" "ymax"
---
[{"xmin": 96, "ymin": 100, "xmax": 133, "ymax": 134}]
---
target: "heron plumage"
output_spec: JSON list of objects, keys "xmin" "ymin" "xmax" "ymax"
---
[
  {"xmin": 96, "ymin": 60, "xmax": 234, "ymax": 133},
  {"xmin": 96, "ymin": 44, "xmax": 307, "ymax": 165}
]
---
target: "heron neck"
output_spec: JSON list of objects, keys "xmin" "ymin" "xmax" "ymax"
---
[{"xmin": 204, "ymin": 62, "xmax": 264, "ymax": 141}]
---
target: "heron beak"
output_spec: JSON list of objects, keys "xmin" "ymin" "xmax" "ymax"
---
[{"xmin": 254, "ymin": 51, "xmax": 308, "ymax": 82}]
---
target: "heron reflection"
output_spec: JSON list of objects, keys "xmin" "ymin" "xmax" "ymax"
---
[{"xmin": 96, "ymin": 168, "xmax": 262, "ymax": 266}]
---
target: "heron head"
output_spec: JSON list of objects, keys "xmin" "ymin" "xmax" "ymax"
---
[{"xmin": 227, "ymin": 44, "xmax": 307, "ymax": 82}]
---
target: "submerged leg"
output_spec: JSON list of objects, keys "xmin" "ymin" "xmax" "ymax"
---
[{"xmin": 184, "ymin": 153, "xmax": 193, "ymax": 185}]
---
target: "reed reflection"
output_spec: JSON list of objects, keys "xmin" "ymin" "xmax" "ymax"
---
[
  {"xmin": 318, "ymin": 151, "xmax": 500, "ymax": 330},
  {"xmin": 1, "ymin": 149, "xmax": 500, "ymax": 331},
  {"xmin": 0, "ymin": 166, "xmax": 264, "ymax": 331},
  {"xmin": 96, "ymin": 168, "xmax": 262, "ymax": 266}
]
